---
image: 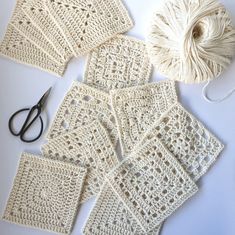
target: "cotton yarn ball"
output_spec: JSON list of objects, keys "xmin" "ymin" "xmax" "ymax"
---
[{"xmin": 146, "ymin": 0, "xmax": 235, "ymax": 83}]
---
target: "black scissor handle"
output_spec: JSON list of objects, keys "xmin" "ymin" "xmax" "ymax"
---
[{"xmin": 8, "ymin": 106, "xmax": 44, "ymax": 143}]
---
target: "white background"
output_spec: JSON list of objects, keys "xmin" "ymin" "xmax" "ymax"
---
[{"xmin": 1, "ymin": 0, "xmax": 235, "ymax": 235}]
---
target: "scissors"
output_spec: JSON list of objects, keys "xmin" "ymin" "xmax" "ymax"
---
[{"xmin": 8, "ymin": 87, "xmax": 52, "ymax": 143}]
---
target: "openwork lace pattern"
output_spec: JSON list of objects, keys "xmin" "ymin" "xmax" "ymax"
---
[
  {"xmin": 46, "ymin": 81, "xmax": 118, "ymax": 144},
  {"xmin": 84, "ymin": 35, "xmax": 152, "ymax": 92},
  {"xmin": 0, "ymin": 25, "xmax": 67, "ymax": 76},
  {"xmin": 140, "ymin": 102, "xmax": 224, "ymax": 181},
  {"xmin": 3, "ymin": 152, "xmax": 87, "ymax": 235},
  {"xmin": 22, "ymin": 0, "xmax": 73, "ymax": 61},
  {"xmin": 42, "ymin": 121, "xmax": 119, "ymax": 203},
  {"xmin": 111, "ymin": 80, "xmax": 177, "ymax": 155},
  {"xmin": 10, "ymin": 0, "xmax": 66, "ymax": 64},
  {"xmin": 107, "ymin": 137, "xmax": 198, "ymax": 233},
  {"xmin": 45, "ymin": 0, "xmax": 133, "ymax": 56},
  {"xmin": 83, "ymin": 183, "xmax": 162, "ymax": 235}
]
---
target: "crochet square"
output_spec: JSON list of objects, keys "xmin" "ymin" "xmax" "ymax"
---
[
  {"xmin": 111, "ymin": 80, "xmax": 177, "ymax": 156},
  {"xmin": 84, "ymin": 35, "xmax": 152, "ymax": 92},
  {"xmin": 10, "ymin": 0, "xmax": 66, "ymax": 64},
  {"xmin": 42, "ymin": 120, "xmax": 119, "ymax": 203},
  {"xmin": 45, "ymin": 0, "xmax": 133, "ymax": 57},
  {"xmin": 139, "ymin": 102, "xmax": 224, "ymax": 181},
  {"xmin": 22, "ymin": 0, "xmax": 73, "ymax": 61},
  {"xmin": 3, "ymin": 152, "xmax": 87, "ymax": 235},
  {"xmin": 0, "ymin": 25, "xmax": 67, "ymax": 76},
  {"xmin": 46, "ymin": 81, "xmax": 118, "ymax": 144},
  {"xmin": 107, "ymin": 137, "xmax": 198, "ymax": 233},
  {"xmin": 83, "ymin": 183, "xmax": 162, "ymax": 235}
]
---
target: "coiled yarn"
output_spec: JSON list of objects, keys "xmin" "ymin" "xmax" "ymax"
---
[{"xmin": 147, "ymin": 0, "xmax": 235, "ymax": 83}]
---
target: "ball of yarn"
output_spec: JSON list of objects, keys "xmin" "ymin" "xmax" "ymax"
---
[{"xmin": 146, "ymin": 0, "xmax": 235, "ymax": 83}]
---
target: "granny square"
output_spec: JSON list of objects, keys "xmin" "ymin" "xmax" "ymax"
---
[
  {"xmin": 3, "ymin": 152, "xmax": 87, "ymax": 234},
  {"xmin": 84, "ymin": 35, "xmax": 152, "ymax": 92}
]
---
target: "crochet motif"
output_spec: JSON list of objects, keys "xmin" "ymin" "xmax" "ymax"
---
[
  {"xmin": 83, "ymin": 183, "xmax": 161, "ymax": 235},
  {"xmin": 10, "ymin": 2, "xmax": 65, "ymax": 64},
  {"xmin": 42, "ymin": 120, "xmax": 119, "ymax": 203},
  {"xmin": 84, "ymin": 35, "xmax": 152, "ymax": 92},
  {"xmin": 0, "ymin": 25, "xmax": 67, "ymax": 76},
  {"xmin": 107, "ymin": 137, "xmax": 198, "ymax": 233},
  {"xmin": 140, "ymin": 102, "xmax": 224, "ymax": 181},
  {"xmin": 3, "ymin": 152, "xmax": 87, "ymax": 235},
  {"xmin": 111, "ymin": 80, "xmax": 177, "ymax": 156},
  {"xmin": 46, "ymin": 81, "xmax": 118, "ymax": 144},
  {"xmin": 45, "ymin": 0, "xmax": 133, "ymax": 56},
  {"xmin": 22, "ymin": 0, "xmax": 73, "ymax": 61}
]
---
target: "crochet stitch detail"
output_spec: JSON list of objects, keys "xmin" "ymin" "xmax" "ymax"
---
[
  {"xmin": 84, "ymin": 35, "xmax": 152, "ymax": 92},
  {"xmin": 45, "ymin": 0, "xmax": 134, "ymax": 56},
  {"xmin": 111, "ymin": 80, "xmax": 177, "ymax": 155},
  {"xmin": 22, "ymin": 0, "xmax": 73, "ymax": 61},
  {"xmin": 3, "ymin": 152, "xmax": 87, "ymax": 235},
  {"xmin": 139, "ymin": 102, "xmax": 224, "ymax": 181},
  {"xmin": 46, "ymin": 81, "xmax": 118, "ymax": 144},
  {"xmin": 107, "ymin": 137, "xmax": 198, "ymax": 233},
  {"xmin": 0, "ymin": 25, "xmax": 67, "ymax": 76},
  {"xmin": 42, "ymin": 120, "xmax": 119, "ymax": 203}
]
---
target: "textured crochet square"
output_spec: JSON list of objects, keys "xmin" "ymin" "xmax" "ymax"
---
[
  {"xmin": 107, "ymin": 137, "xmax": 198, "ymax": 233},
  {"xmin": 3, "ymin": 152, "xmax": 87, "ymax": 235},
  {"xmin": 111, "ymin": 80, "xmax": 177, "ymax": 156},
  {"xmin": 139, "ymin": 102, "xmax": 224, "ymax": 181},
  {"xmin": 45, "ymin": 0, "xmax": 134, "ymax": 57},
  {"xmin": 22, "ymin": 0, "xmax": 73, "ymax": 61},
  {"xmin": 10, "ymin": 0, "xmax": 66, "ymax": 64},
  {"xmin": 84, "ymin": 35, "xmax": 152, "ymax": 92},
  {"xmin": 0, "ymin": 25, "xmax": 67, "ymax": 76},
  {"xmin": 42, "ymin": 120, "xmax": 119, "ymax": 203},
  {"xmin": 83, "ymin": 183, "xmax": 162, "ymax": 235},
  {"xmin": 46, "ymin": 81, "xmax": 118, "ymax": 144}
]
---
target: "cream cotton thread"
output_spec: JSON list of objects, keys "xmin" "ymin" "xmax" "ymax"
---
[
  {"xmin": 84, "ymin": 35, "xmax": 152, "ymax": 92},
  {"xmin": 3, "ymin": 152, "xmax": 87, "ymax": 235},
  {"xmin": 42, "ymin": 120, "xmax": 119, "ymax": 203},
  {"xmin": 146, "ymin": 0, "xmax": 235, "ymax": 84}
]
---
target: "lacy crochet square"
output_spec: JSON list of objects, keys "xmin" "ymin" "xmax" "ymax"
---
[
  {"xmin": 3, "ymin": 152, "xmax": 87, "ymax": 235},
  {"xmin": 10, "ymin": 0, "xmax": 66, "ymax": 64},
  {"xmin": 111, "ymin": 80, "xmax": 177, "ymax": 156},
  {"xmin": 46, "ymin": 81, "xmax": 118, "ymax": 144},
  {"xmin": 42, "ymin": 120, "xmax": 119, "ymax": 203},
  {"xmin": 140, "ymin": 102, "xmax": 224, "ymax": 181},
  {"xmin": 22, "ymin": 0, "xmax": 73, "ymax": 61},
  {"xmin": 0, "ymin": 25, "xmax": 67, "ymax": 76},
  {"xmin": 84, "ymin": 35, "xmax": 152, "ymax": 92},
  {"xmin": 83, "ymin": 183, "xmax": 162, "ymax": 235},
  {"xmin": 45, "ymin": 0, "xmax": 133, "ymax": 57},
  {"xmin": 107, "ymin": 137, "xmax": 198, "ymax": 233}
]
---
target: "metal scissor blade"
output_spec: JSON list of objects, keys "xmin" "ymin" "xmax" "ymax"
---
[{"xmin": 37, "ymin": 87, "xmax": 52, "ymax": 108}]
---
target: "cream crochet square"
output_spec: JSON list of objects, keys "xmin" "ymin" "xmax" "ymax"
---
[
  {"xmin": 139, "ymin": 102, "xmax": 224, "ymax": 181},
  {"xmin": 42, "ymin": 120, "xmax": 119, "ymax": 203},
  {"xmin": 84, "ymin": 35, "xmax": 152, "ymax": 92},
  {"xmin": 111, "ymin": 80, "xmax": 178, "ymax": 156},
  {"xmin": 3, "ymin": 152, "xmax": 87, "ymax": 235},
  {"xmin": 83, "ymin": 183, "xmax": 162, "ymax": 235},
  {"xmin": 10, "ymin": 0, "xmax": 66, "ymax": 64},
  {"xmin": 22, "ymin": 0, "xmax": 73, "ymax": 61},
  {"xmin": 45, "ymin": 0, "xmax": 133, "ymax": 57},
  {"xmin": 107, "ymin": 137, "xmax": 198, "ymax": 233},
  {"xmin": 46, "ymin": 81, "xmax": 118, "ymax": 144},
  {"xmin": 0, "ymin": 25, "xmax": 67, "ymax": 76}
]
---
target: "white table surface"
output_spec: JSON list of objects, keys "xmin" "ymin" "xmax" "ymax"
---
[{"xmin": 1, "ymin": 0, "xmax": 235, "ymax": 235}]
